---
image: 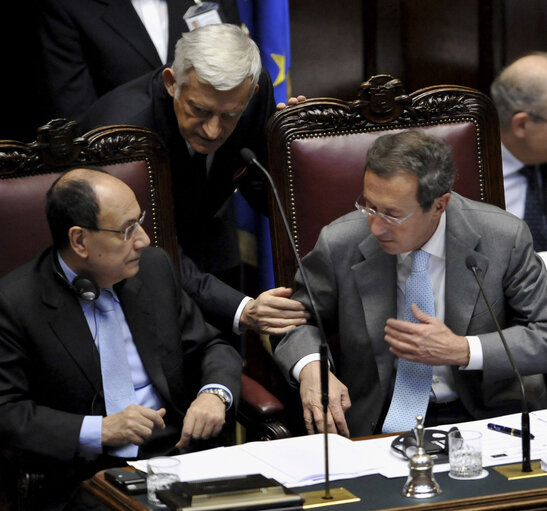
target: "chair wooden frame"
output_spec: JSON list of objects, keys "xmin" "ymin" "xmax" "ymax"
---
[{"xmin": 266, "ymin": 74, "xmax": 505, "ymax": 287}]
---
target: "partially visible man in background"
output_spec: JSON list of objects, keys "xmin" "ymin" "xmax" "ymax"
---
[{"xmin": 491, "ymin": 52, "xmax": 547, "ymax": 252}]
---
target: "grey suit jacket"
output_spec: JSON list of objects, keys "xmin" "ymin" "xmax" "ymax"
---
[{"xmin": 275, "ymin": 193, "xmax": 547, "ymax": 437}]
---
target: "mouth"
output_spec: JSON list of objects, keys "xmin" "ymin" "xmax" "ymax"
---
[{"xmin": 195, "ymin": 134, "xmax": 221, "ymax": 146}]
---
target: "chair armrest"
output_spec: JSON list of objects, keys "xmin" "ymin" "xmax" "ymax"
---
[{"xmin": 238, "ymin": 374, "xmax": 291, "ymax": 441}]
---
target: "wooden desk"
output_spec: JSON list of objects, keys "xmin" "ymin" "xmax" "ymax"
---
[{"xmin": 84, "ymin": 464, "xmax": 547, "ymax": 511}]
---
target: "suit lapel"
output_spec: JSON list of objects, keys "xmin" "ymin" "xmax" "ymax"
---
[
  {"xmin": 116, "ymin": 277, "xmax": 173, "ymax": 404},
  {"xmin": 101, "ymin": 0, "xmax": 162, "ymax": 68},
  {"xmin": 444, "ymin": 194, "xmax": 488, "ymax": 335},
  {"xmin": 43, "ymin": 272, "xmax": 104, "ymax": 397},
  {"xmin": 352, "ymin": 234, "xmax": 397, "ymax": 393}
]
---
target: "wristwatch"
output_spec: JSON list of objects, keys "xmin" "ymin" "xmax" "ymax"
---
[{"xmin": 200, "ymin": 388, "xmax": 230, "ymax": 407}]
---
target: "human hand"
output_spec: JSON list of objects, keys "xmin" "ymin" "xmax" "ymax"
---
[
  {"xmin": 176, "ymin": 393, "xmax": 226, "ymax": 451},
  {"xmin": 384, "ymin": 304, "xmax": 470, "ymax": 366},
  {"xmin": 102, "ymin": 405, "xmax": 166, "ymax": 447},
  {"xmin": 299, "ymin": 361, "xmax": 351, "ymax": 437},
  {"xmin": 240, "ymin": 287, "xmax": 310, "ymax": 335},
  {"xmin": 276, "ymin": 95, "xmax": 307, "ymax": 110}
]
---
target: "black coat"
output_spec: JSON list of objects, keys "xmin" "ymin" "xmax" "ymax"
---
[{"xmin": 0, "ymin": 246, "xmax": 241, "ymax": 505}]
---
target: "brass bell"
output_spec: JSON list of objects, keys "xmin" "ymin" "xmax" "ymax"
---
[{"xmin": 402, "ymin": 415, "xmax": 442, "ymax": 498}]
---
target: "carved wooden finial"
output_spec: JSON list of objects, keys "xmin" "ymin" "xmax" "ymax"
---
[
  {"xmin": 352, "ymin": 74, "xmax": 411, "ymax": 123},
  {"xmin": 33, "ymin": 118, "xmax": 85, "ymax": 167}
]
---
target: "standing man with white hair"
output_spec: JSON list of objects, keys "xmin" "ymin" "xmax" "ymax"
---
[{"xmin": 82, "ymin": 23, "xmax": 308, "ymax": 339}]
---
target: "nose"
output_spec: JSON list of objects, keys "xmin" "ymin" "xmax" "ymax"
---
[
  {"xmin": 369, "ymin": 215, "xmax": 388, "ymax": 237},
  {"xmin": 133, "ymin": 224, "xmax": 150, "ymax": 248},
  {"xmin": 202, "ymin": 115, "xmax": 222, "ymax": 140}
]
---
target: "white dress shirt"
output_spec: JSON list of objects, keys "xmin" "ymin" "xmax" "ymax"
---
[
  {"xmin": 131, "ymin": 0, "xmax": 169, "ymax": 64},
  {"xmin": 501, "ymin": 143, "xmax": 527, "ymax": 220}
]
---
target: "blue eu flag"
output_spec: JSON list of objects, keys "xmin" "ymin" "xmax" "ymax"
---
[{"xmin": 235, "ymin": 0, "xmax": 291, "ymax": 291}]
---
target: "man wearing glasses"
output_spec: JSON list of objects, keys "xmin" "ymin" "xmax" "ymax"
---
[
  {"xmin": 274, "ymin": 130, "xmax": 547, "ymax": 438},
  {"xmin": 0, "ymin": 167, "xmax": 241, "ymax": 509}
]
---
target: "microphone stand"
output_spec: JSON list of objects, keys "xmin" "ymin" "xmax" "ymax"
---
[
  {"xmin": 242, "ymin": 149, "xmax": 358, "ymax": 506},
  {"xmin": 466, "ymin": 257, "xmax": 531, "ymax": 473}
]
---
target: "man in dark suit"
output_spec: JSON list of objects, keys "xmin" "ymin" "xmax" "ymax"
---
[
  {"xmin": 82, "ymin": 23, "xmax": 308, "ymax": 338},
  {"xmin": 490, "ymin": 53, "xmax": 547, "ymax": 252},
  {"xmin": 39, "ymin": 0, "xmax": 242, "ymax": 122},
  {"xmin": 275, "ymin": 130, "xmax": 547, "ymax": 438},
  {"xmin": 0, "ymin": 167, "xmax": 241, "ymax": 509}
]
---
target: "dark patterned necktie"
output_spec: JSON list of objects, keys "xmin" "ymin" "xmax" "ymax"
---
[{"xmin": 520, "ymin": 165, "xmax": 547, "ymax": 252}]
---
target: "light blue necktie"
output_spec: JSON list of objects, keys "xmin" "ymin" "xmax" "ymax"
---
[
  {"xmin": 382, "ymin": 249, "xmax": 434, "ymax": 433},
  {"xmin": 95, "ymin": 290, "xmax": 139, "ymax": 458}
]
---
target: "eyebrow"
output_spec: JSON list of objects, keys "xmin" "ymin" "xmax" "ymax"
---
[
  {"xmin": 363, "ymin": 195, "xmax": 404, "ymax": 215},
  {"xmin": 188, "ymin": 98, "xmax": 244, "ymax": 117},
  {"xmin": 119, "ymin": 211, "xmax": 142, "ymax": 229}
]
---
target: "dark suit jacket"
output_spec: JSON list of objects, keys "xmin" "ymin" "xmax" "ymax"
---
[
  {"xmin": 0, "ymin": 246, "xmax": 241, "ymax": 504},
  {"xmin": 39, "ymin": 0, "xmax": 241, "ymax": 121},
  {"xmin": 81, "ymin": 67, "xmax": 276, "ymax": 325},
  {"xmin": 275, "ymin": 193, "xmax": 547, "ymax": 437}
]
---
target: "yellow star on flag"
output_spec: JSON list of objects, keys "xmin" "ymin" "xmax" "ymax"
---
[{"xmin": 270, "ymin": 53, "xmax": 286, "ymax": 87}]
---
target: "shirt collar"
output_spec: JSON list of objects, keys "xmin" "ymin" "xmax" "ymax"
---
[
  {"xmin": 56, "ymin": 252, "xmax": 117, "ymax": 301},
  {"xmin": 501, "ymin": 142, "xmax": 524, "ymax": 177}
]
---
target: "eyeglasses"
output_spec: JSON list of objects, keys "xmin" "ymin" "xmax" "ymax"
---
[
  {"xmin": 355, "ymin": 195, "xmax": 415, "ymax": 226},
  {"xmin": 81, "ymin": 210, "xmax": 146, "ymax": 241}
]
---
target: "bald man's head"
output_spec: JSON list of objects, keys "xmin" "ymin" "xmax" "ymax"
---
[
  {"xmin": 46, "ymin": 167, "xmax": 150, "ymax": 288},
  {"xmin": 491, "ymin": 53, "xmax": 547, "ymax": 130}
]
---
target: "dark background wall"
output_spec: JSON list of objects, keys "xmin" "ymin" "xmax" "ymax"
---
[
  {"xmin": 3, "ymin": 0, "xmax": 547, "ymax": 141},
  {"xmin": 289, "ymin": 0, "xmax": 547, "ymax": 100}
]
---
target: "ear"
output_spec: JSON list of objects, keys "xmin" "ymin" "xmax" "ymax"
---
[
  {"xmin": 432, "ymin": 192, "xmax": 451, "ymax": 218},
  {"xmin": 252, "ymin": 83, "xmax": 259, "ymax": 97},
  {"xmin": 511, "ymin": 111, "xmax": 530, "ymax": 139},
  {"xmin": 162, "ymin": 68, "xmax": 177, "ymax": 98},
  {"xmin": 68, "ymin": 226, "xmax": 89, "ymax": 259}
]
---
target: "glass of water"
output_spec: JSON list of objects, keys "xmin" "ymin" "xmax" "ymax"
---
[
  {"xmin": 448, "ymin": 430, "xmax": 483, "ymax": 479},
  {"xmin": 147, "ymin": 456, "xmax": 180, "ymax": 507}
]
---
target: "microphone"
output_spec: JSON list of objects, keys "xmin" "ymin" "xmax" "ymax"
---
[
  {"xmin": 465, "ymin": 256, "xmax": 531, "ymax": 472},
  {"xmin": 241, "ymin": 147, "xmax": 333, "ymax": 499}
]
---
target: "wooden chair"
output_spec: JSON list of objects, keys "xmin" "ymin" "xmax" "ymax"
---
[
  {"xmin": 0, "ymin": 119, "xmax": 288, "ymax": 509},
  {"xmin": 266, "ymin": 74, "xmax": 505, "ymax": 287}
]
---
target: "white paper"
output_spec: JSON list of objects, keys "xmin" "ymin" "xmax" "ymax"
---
[{"xmin": 129, "ymin": 410, "xmax": 547, "ymax": 485}]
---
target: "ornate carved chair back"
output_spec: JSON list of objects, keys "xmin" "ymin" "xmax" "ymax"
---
[{"xmin": 266, "ymin": 75, "xmax": 504, "ymax": 287}]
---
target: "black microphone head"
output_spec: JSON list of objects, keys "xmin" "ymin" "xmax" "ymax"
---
[
  {"xmin": 240, "ymin": 147, "xmax": 256, "ymax": 165},
  {"xmin": 465, "ymin": 255, "xmax": 478, "ymax": 271}
]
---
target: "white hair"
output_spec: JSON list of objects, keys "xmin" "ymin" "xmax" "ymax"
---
[{"xmin": 172, "ymin": 24, "xmax": 262, "ymax": 93}]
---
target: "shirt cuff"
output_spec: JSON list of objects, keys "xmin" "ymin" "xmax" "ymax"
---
[
  {"xmin": 291, "ymin": 354, "xmax": 322, "ymax": 382},
  {"xmin": 461, "ymin": 336, "xmax": 483, "ymax": 370},
  {"xmin": 199, "ymin": 384, "xmax": 233, "ymax": 410},
  {"xmin": 233, "ymin": 296, "xmax": 253, "ymax": 334},
  {"xmin": 78, "ymin": 415, "xmax": 103, "ymax": 455}
]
